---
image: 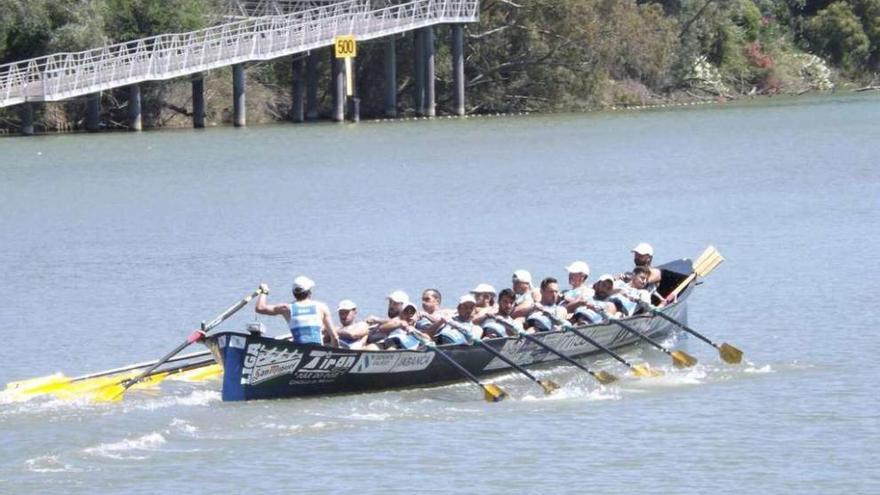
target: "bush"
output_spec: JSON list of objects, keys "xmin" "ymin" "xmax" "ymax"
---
[{"xmin": 804, "ymin": 1, "xmax": 870, "ymax": 71}]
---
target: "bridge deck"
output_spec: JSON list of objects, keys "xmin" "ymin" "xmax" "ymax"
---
[{"xmin": 0, "ymin": 0, "xmax": 478, "ymax": 108}]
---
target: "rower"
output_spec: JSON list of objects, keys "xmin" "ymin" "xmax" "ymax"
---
[
  {"xmin": 631, "ymin": 243, "xmax": 662, "ymax": 291},
  {"xmin": 436, "ymin": 295, "xmax": 483, "ymax": 345},
  {"xmin": 613, "ymin": 266, "xmax": 654, "ymax": 317},
  {"xmin": 511, "ymin": 269, "xmax": 540, "ymax": 318},
  {"xmin": 571, "ymin": 274, "xmax": 621, "ymax": 324},
  {"xmin": 366, "ymin": 290, "xmax": 409, "ymax": 325},
  {"xmin": 483, "ymin": 288, "xmax": 522, "ymax": 338},
  {"xmin": 380, "ymin": 301, "xmax": 422, "ymax": 350},
  {"xmin": 470, "ymin": 283, "xmax": 498, "ymax": 326},
  {"xmin": 335, "ymin": 299, "xmax": 369, "ymax": 349},
  {"xmin": 414, "ymin": 288, "xmax": 452, "ymax": 337},
  {"xmin": 526, "ymin": 277, "xmax": 569, "ymax": 332},
  {"xmin": 563, "ymin": 260, "xmax": 595, "ymax": 314},
  {"xmin": 255, "ymin": 277, "xmax": 338, "ymax": 346}
]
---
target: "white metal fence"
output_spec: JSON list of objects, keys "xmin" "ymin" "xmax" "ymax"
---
[{"xmin": 0, "ymin": 0, "xmax": 478, "ymax": 108}]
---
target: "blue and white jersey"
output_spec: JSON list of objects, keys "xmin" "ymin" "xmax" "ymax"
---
[
  {"xmin": 482, "ymin": 320, "xmax": 509, "ymax": 339},
  {"xmin": 527, "ymin": 304, "xmax": 566, "ymax": 332},
  {"xmin": 289, "ymin": 301, "xmax": 323, "ymax": 345},
  {"xmin": 515, "ymin": 290, "xmax": 534, "ymax": 306},
  {"xmin": 564, "ymin": 285, "xmax": 594, "ymax": 302},
  {"xmin": 385, "ymin": 329, "xmax": 421, "ymax": 350}
]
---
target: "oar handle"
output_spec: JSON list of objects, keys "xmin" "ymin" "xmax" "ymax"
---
[{"xmin": 118, "ymin": 287, "xmax": 263, "ymax": 396}]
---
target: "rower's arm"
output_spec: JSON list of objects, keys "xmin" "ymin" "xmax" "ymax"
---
[
  {"xmin": 648, "ymin": 267, "xmax": 662, "ymax": 284},
  {"xmin": 337, "ymin": 322, "xmax": 369, "ymax": 340},
  {"xmin": 254, "ymin": 291, "xmax": 291, "ymax": 320}
]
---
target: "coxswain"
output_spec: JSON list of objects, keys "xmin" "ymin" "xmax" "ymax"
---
[
  {"xmin": 511, "ymin": 269, "xmax": 540, "ymax": 317},
  {"xmin": 335, "ymin": 299, "xmax": 370, "ymax": 349},
  {"xmin": 526, "ymin": 277, "xmax": 569, "ymax": 332},
  {"xmin": 255, "ymin": 277, "xmax": 338, "ymax": 346}
]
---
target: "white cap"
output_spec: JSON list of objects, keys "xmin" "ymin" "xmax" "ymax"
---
[
  {"xmin": 612, "ymin": 280, "xmax": 627, "ymax": 291},
  {"xmin": 402, "ymin": 301, "xmax": 419, "ymax": 313},
  {"xmin": 512, "ymin": 269, "xmax": 532, "ymax": 284},
  {"xmin": 565, "ymin": 261, "xmax": 590, "ymax": 275},
  {"xmin": 387, "ymin": 290, "xmax": 409, "ymax": 304},
  {"xmin": 632, "ymin": 243, "xmax": 654, "ymax": 256},
  {"xmin": 470, "ymin": 283, "xmax": 497, "ymax": 295},
  {"xmin": 458, "ymin": 294, "xmax": 477, "ymax": 305},
  {"xmin": 597, "ymin": 274, "xmax": 615, "ymax": 283},
  {"xmin": 336, "ymin": 299, "xmax": 357, "ymax": 311},
  {"xmin": 293, "ymin": 276, "xmax": 315, "ymax": 292}
]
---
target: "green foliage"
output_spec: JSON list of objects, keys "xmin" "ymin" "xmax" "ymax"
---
[
  {"xmin": 102, "ymin": 0, "xmax": 214, "ymax": 42},
  {"xmin": 804, "ymin": 1, "xmax": 870, "ymax": 70}
]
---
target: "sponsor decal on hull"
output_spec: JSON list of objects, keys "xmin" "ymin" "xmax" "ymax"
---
[
  {"xmin": 288, "ymin": 350, "xmax": 358, "ymax": 385},
  {"xmin": 482, "ymin": 333, "xmax": 598, "ymax": 370},
  {"xmin": 349, "ymin": 351, "xmax": 436, "ymax": 374},
  {"xmin": 241, "ymin": 343, "xmax": 304, "ymax": 386}
]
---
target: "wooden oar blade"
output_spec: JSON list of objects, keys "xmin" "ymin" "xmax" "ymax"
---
[
  {"xmin": 719, "ymin": 343, "xmax": 743, "ymax": 364},
  {"xmin": 538, "ymin": 379, "xmax": 560, "ymax": 395},
  {"xmin": 632, "ymin": 364, "xmax": 663, "ymax": 378},
  {"xmin": 482, "ymin": 383, "xmax": 508, "ymax": 402},
  {"xmin": 594, "ymin": 370, "xmax": 618, "ymax": 385},
  {"xmin": 696, "ymin": 252, "xmax": 724, "ymax": 278},
  {"xmin": 671, "ymin": 350, "xmax": 699, "ymax": 368},
  {"xmin": 693, "ymin": 246, "xmax": 717, "ymax": 270}
]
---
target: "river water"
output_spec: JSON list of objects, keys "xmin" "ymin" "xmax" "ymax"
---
[{"xmin": 1, "ymin": 94, "xmax": 878, "ymax": 494}]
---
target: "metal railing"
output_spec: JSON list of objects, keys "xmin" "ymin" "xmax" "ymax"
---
[{"xmin": 0, "ymin": 0, "xmax": 478, "ymax": 108}]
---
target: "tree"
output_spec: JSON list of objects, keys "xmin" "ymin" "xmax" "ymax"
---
[{"xmin": 804, "ymin": 1, "xmax": 870, "ymax": 70}]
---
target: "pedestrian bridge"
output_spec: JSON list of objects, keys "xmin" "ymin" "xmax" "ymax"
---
[{"xmin": 0, "ymin": 0, "xmax": 478, "ymax": 109}]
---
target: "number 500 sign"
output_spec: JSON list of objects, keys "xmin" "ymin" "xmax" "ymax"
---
[{"xmin": 334, "ymin": 35, "xmax": 357, "ymax": 58}]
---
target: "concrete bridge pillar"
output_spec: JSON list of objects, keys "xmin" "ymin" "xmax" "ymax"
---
[
  {"xmin": 128, "ymin": 84, "xmax": 142, "ymax": 131},
  {"xmin": 233, "ymin": 64, "xmax": 246, "ymax": 127},
  {"xmin": 291, "ymin": 56, "xmax": 305, "ymax": 123},
  {"xmin": 192, "ymin": 74, "xmax": 205, "ymax": 128},
  {"xmin": 423, "ymin": 26, "xmax": 436, "ymax": 117},
  {"xmin": 452, "ymin": 24, "xmax": 465, "ymax": 116},
  {"xmin": 331, "ymin": 54, "xmax": 345, "ymax": 123},
  {"xmin": 19, "ymin": 103, "xmax": 34, "ymax": 136},
  {"xmin": 384, "ymin": 37, "xmax": 397, "ymax": 118},
  {"xmin": 414, "ymin": 29, "xmax": 425, "ymax": 115},
  {"xmin": 86, "ymin": 92, "xmax": 101, "ymax": 131},
  {"xmin": 306, "ymin": 51, "xmax": 320, "ymax": 120}
]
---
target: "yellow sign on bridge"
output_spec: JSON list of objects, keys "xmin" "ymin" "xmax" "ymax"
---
[{"xmin": 334, "ymin": 35, "xmax": 357, "ymax": 58}]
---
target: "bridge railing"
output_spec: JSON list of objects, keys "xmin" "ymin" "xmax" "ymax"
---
[{"xmin": 0, "ymin": 0, "xmax": 478, "ymax": 107}]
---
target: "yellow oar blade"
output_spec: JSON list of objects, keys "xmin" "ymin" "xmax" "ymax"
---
[
  {"xmin": 4, "ymin": 373, "xmax": 71, "ymax": 398},
  {"xmin": 632, "ymin": 364, "xmax": 663, "ymax": 378},
  {"xmin": 594, "ymin": 371, "xmax": 618, "ymax": 385},
  {"xmin": 539, "ymin": 379, "xmax": 560, "ymax": 395},
  {"xmin": 170, "ymin": 364, "xmax": 222, "ymax": 382},
  {"xmin": 693, "ymin": 246, "xmax": 717, "ymax": 270},
  {"xmin": 719, "ymin": 343, "xmax": 743, "ymax": 364},
  {"xmin": 671, "ymin": 351, "xmax": 698, "ymax": 368},
  {"xmin": 51, "ymin": 371, "xmax": 139, "ymax": 401},
  {"xmin": 482, "ymin": 383, "xmax": 508, "ymax": 402},
  {"xmin": 696, "ymin": 252, "xmax": 724, "ymax": 278}
]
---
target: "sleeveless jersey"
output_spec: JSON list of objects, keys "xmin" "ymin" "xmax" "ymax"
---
[{"xmin": 289, "ymin": 301, "xmax": 323, "ymax": 345}]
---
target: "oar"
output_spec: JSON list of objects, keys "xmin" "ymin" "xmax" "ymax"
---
[
  {"xmin": 535, "ymin": 308, "xmax": 662, "ymax": 377},
  {"xmin": 71, "ymin": 356, "xmax": 220, "ymax": 402},
  {"xmin": 3, "ymin": 348, "xmax": 215, "ymax": 399},
  {"xmin": 409, "ymin": 329, "xmax": 508, "ymax": 402},
  {"xmin": 589, "ymin": 306, "xmax": 698, "ymax": 368},
  {"xmin": 638, "ymin": 302, "xmax": 743, "ymax": 364},
  {"xmin": 487, "ymin": 316, "xmax": 617, "ymax": 385},
  {"xmin": 443, "ymin": 319, "xmax": 559, "ymax": 395},
  {"xmin": 665, "ymin": 246, "xmax": 724, "ymax": 304},
  {"xmin": 528, "ymin": 308, "xmax": 661, "ymax": 378},
  {"xmin": 115, "ymin": 288, "xmax": 264, "ymax": 398}
]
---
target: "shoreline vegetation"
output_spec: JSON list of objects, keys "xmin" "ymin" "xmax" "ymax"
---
[{"xmin": 1, "ymin": 0, "xmax": 878, "ymax": 133}]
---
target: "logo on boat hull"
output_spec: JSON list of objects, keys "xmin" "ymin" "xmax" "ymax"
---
[
  {"xmin": 349, "ymin": 351, "xmax": 435, "ymax": 374},
  {"xmin": 288, "ymin": 350, "xmax": 358, "ymax": 384},
  {"xmin": 241, "ymin": 344, "xmax": 304, "ymax": 386}
]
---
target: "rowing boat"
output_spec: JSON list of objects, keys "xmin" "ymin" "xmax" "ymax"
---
[{"xmin": 204, "ymin": 258, "xmax": 696, "ymax": 401}]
